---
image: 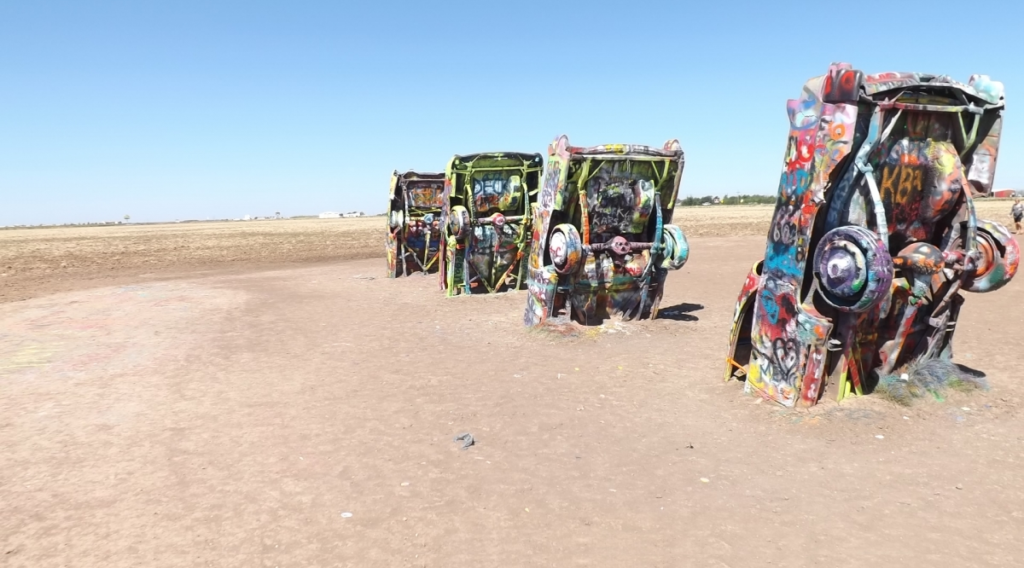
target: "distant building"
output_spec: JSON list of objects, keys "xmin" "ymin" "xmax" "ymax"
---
[
  {"xmin": 319, "ymin": 211, "xmax": 341, "ymax": 219},
  {"xmin": 342, "ymin": 211, "xmax": 364, "ymax": 218},
  {"xmin": 993, "ymin": 188, "xmax": 1021, "ymax": 198}
]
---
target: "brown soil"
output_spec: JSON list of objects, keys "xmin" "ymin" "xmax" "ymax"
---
[
  {"xmin": 0, "ymin": 217, "xmax": 383, "ymax": 304},
  {"xmin": 1, "ymin": 205, "xmax": 1022, "ymax": 567}
]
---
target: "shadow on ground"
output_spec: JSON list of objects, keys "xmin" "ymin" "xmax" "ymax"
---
[{"xmin": 657, "ymin": 302, "xmax": 704, "ymax": 322}]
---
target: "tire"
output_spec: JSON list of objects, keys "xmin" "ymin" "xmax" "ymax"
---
[
  {"xmin": 548, "ymin": 223, "xmax": 583, "ymax": 275},
  {"xmin": 389, "ymin": 209, "xmax": 404, "ymax": 229},
  {"xmin": 964, "ymin": 220, "xmax": 1020, "ymax": 293},
  {"xmin": 449, "ymin": 206, "xmax": 470, "ymax": 240},
  {"xmin": 813, "ymin": 225, "xmax": 893, "ymax": 312},
  {"xmin": 660, "ymin": 224, "xmax": 689, "ymax": 270}
]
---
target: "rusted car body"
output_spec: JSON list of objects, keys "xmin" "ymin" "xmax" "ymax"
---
[
  {"xmin": 386, "ymin": 170, "xmax": 446, "ymax": 277},
  {"xmin": 523, "ymin": 135, "xmax": 689, "ymax": 326},
  {"xmin": 439, "ymin": 152, "xmax": 544, "ymax": 296},
  {"xmin": 724, "ymin": 63, "xmax": 1018, "ymax": 407}
]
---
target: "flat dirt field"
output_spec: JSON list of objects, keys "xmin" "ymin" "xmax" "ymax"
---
[{"xmin": 2, "ymin": 203, "xmax": 1023, "ymax": 567}]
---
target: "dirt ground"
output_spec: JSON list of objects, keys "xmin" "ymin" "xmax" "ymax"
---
[
  {"xmin": 0, "ymin": 217, "xmax": 384, "ymax": 304},
  {"xmin": 2, "ymin": 204, "xmax": 1023, "ymax": 567}
]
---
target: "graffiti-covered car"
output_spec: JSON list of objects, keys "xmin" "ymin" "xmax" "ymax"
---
[
  {"xmin": 724, "ymin": 62, "xmax": 1019, "ymax": 407},
  {"xmin": 523, "ymin": 135, "xmax": 689, "ymax": 326},
  {"xmin": 439, "ymin": 152, "xmax": 544, "ymax": 296},
  {"xmin": 386, "ymin": 170, "xmax": 446, "ymax": 277}
]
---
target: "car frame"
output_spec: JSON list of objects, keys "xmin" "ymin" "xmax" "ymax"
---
[
  {"xmin": 724, "ymin": 62, "xmax": 1019, "ymax": 407},
  {"xmin": 386, "ymin": 170, "xmax": 446, "ymax": 278},
  {"xmin": 439, "ymin": 151, "xmax": 544, "ymax": 296},
  {"xmin": 524, "ymin": 135, "xmax": 689, "ymax": 326}
]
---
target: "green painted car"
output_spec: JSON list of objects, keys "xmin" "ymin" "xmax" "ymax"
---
[{"xmin": 439, "ymin": 152, "xmax": 544, "ymax": 296}]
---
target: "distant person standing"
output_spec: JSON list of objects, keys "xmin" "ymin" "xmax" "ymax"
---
[{"xmin": 1013, "ymin": 197, "xmax": 1024, "ymax": 234}]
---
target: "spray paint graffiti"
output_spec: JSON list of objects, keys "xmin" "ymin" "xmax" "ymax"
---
[
  {"xmin": 523, "ymin": 135, "xmax": 689, "ymax": 327},
  {"xmin": 385, "ymin": 171, "xmax": 446, "ymax": 278},
  {"xmin": 724, "ymin": 63, "xmax": 1018, "ymax": 408},
  {"xmin": 439, "ymin": 152, "xmax": 544, "ymax": 296},
  {"xmin": 471, "ymin": 172, "xmax": 522, "ymax": 213},
  {"xmin": 407, "ymin": 185, "xmax": 446, "ymax": 209}
]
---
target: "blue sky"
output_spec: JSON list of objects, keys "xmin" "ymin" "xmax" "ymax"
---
[{"xmin": 2, "ymin": 0, "xmax": 1022, "ymax": 225}]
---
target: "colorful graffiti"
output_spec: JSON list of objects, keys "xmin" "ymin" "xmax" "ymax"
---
[
  {"xmin": 724, "ymin": 63, "xmax": 1018, "ymax": 408},
  {"xmin": 385, "ymin": 171, "xmax": 446, "ymax": 278},
  {"xmin": 523, "ymin": 135, "xmax": 688, "ymax": 327},
  {"xmin": 471, "ymin": 172, "xmax": 522, "ymax": 213},
  {"xmin": 439, "ymin": 152, "xmax": 544, "ymax": 296},
  {"xmin": 407, "ymin": 184, "xmax": 446, "ymax": 209}
]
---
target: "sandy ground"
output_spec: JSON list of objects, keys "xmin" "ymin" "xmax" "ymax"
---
[
  {"xmin": 0, "ymin": 217, "xmax": 383, "ymax": 304},
  {"xmin": 1, "ymin": 204, "xmax": 1023, "ymax": 567}
]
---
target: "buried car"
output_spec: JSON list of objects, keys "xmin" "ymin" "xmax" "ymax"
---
[
  {"xmin": 523, "ymin": 135, "xmax": 689, "ymax": 326},
  {"xmin": 439, "ymin": 152, "xmax": 544, "ymax": 296},
  {"xmin": 724, "ymin": 63, "xmax": 1019, "ymax": 407},
  {"xmin": 386, "ymin": 170, "xmax": 446, "ymax": 277}
]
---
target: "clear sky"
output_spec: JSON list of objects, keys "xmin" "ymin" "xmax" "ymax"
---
[{"xmin": 2, "ymin": 0, "xmax": 1022, "ymax": 225}]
